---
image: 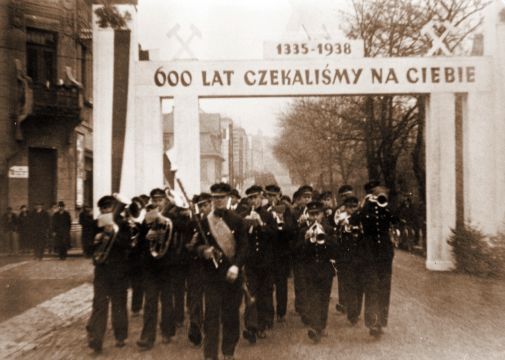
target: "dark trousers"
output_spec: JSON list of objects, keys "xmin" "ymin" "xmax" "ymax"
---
[
  {"xmin": 336, "ymin": 267, "xmax": 345, "ymax": 307},
  {"xmin": 340, "ymin": 261, "xmax": 365, "ymax": 323},
  {"xmin": 187, "ymin": 262, "xmax": 204, "ymax": 329},
  {"xmin": 54, "ymin": 234, "xmax": 69, "ymax": 260},
  {"xmin": 204, "ymin": 277, "xmax": 242, "ymax": 360},
  {"xmin": 86, "ymin": 265, "xmax": 128, "ymax": 346},
  {"xmin": 273, "ymin": 257, "xmax": 289, "ymax": 318},
  {"xmin": 363, "ymin": 260, "xmax": 393, "ymax": 328},
  {"xmin": 244, "ymin": 266, "xmax": 274, "ymax": 331},
  {"xmin": 33, "ymin": 237, "xmax": 46, "ymax": 259},
  {"xmin": 140, "ymin": 268, "xmax": 176, "ymax": 343},
  {"xmin": 172, "ymin": 265, "xmax": 188, "ymax": 324},
  {"xmin": 304, "ymin": 262, "xmax": 333, "ymax": 332},
  {"xmin": 129, "ymin": 263, "xmax": 144, "ymax": 313},
  {"xmin": 292, "ymin": 261, "xmax": 307, "ymax": 316}
]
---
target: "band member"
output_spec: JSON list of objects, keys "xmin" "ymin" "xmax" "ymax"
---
[
  {"xmin": 333, "ymin": 185, "xmax": 354, "ymax": 314},
  {"xmin": 193, "ymin": 182, "xmax": 248, "ymax": 360},
  {"xmin": 137, "ymin": 188, "xmax": 178, "ymax": 350},
  {"xmin": 229, "ymin": 189, "xmax": 241, "ymax": 211},
  {"xmin": 335, "ymin": 196, "xmax": 363, "ymax": 325},
  {"xmin": 127, "ymin": 196, "xmax": 147, "ymax": 316},
  {"xmin": 187, "ymin": 192, "xmax": 212, "ymax": 347},
  {"xmin": 86, "ymin": 194, "xmax": 131, "ymax": 353},
  {"xmin": 358, "ymin": 181, "xmax": 395, "ymax": 337},
  {"xmin": 264, "ymin": 184, "xmax": 296, "ymax": 323},
  {"xmin": 242, "ymin": 185, "xmax": 277, "ymax": 343},
  {"xmin": 290, "ymin": 185, "xmax": 313, "ymax": 324},
  {"xmin": 295, "ymin": 201, "xmax": 337, "ymax": 343}
]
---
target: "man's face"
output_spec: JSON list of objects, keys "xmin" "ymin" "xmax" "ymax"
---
[
  {"xmin": 151, "ymin": 196, "xmax": 166, "ymax": 211},
  {"xmin": 266, "ymin": 193, "xmax": 279, "ymax": 206},
  {"xmin": 199, "ymin": 201, "xmax": 212, "ymax": 216},
  {"xmin": 301, "ymin": 193, "xmax": 312, "ymax": 206},
  {"xmin": 322, "ymin": 197, "xmax": 333, "ymax": 209},
  {"xmin": 308, "ymin": 211, "xmax": 323, "ymax": 223},
  {"xmin": 249, "ymin": 194, "xmax": 263, "ymax": 209},
  {"xmin": 230, "ymin": 196, "xmax": 239, "ymax": 206},
  {"xmin": 99, "ymin": 206, "xmax": 113, "ymax": 214},
  {"xmin": 345, "ymin": 203, "xmax": 359, "ymax": 215},
  {"xmin": 212, "ymin": 195, "xmax": 228, "ymax": 210},
  {"xmin": 58, "ymin": 206, "xmax": 65, "ymax": 212}
]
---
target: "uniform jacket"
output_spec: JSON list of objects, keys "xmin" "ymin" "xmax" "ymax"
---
[
  {"xmin": 243, "ymin": 205, "xmax": 277, "ymax": 269},
  {"xmin": 358, "ymin": 200, "xmax": 395, "ymax": 262},
  {"xmin": 294, "ymin": 221, "xmax": 337, "ymax": 274},
  {"xmin": 265, "ymin": 203, "xmax": 296, "ymax": 260}
]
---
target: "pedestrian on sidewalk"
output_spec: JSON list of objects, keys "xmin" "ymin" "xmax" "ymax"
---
[
  {"xmin": 1, "ymin": 207, "xmax": 18, "ymax": 255},
  {"xmin": 30, "ymin": 203, "xmax": 50, "ymax": 260},
  {"xmin": 79, "ymin": 205, "xmax": 94, "ymax": 258},
  {"xmin": 17, "ymin": 205, "xmax": 30, "ymax": 253},
  {"xmin": 52, "ymin": 201, "xmax": 72, "ymax": 260}
]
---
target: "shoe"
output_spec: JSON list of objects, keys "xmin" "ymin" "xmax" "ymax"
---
[
  {"xmin": 349, "ymin": 318, "xmax": 359, "ymax": 326},
  {"xmin": 188, "ymin": 324, "xmax": 202, "ymax": 346},
  {"xmin": 335, "ymin": 303, "xmax": 346, "ymax": 314},
  {"xmin": 277, "ymin": 315, "xmax": 285, "ymax": 323},
  {"xmin": 88, "ymin": 340, "xmax": 102, "ymax": 353},
  {"xmin": 162, "ymin": 335, "xmax": 171, "ymax": 344},
  {"xmin": 136, "ymin": 339, "xmax": 154, "ymax": 350},
  {"xmin": 256, "ymin": 330, "xmax": 267, "ymax": 339},
  {"xmin": 369, "ymin": 326, "xmax": 383, "ymax": 338},
  {"xmin": 242, "ymin": 329, "xmax": 257, "ymax": 344},
  {"xmin": 115, "ymin": 339, "xmax": 126, "ymax": 348},
  {"xmin": 308, "ymin": 329, "xmax": 321, "ymax": 343}
]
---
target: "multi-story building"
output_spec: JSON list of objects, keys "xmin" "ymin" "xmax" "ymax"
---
[
  {"xmin": 163, "ymin": 112, "xmax": 224, "ymax": 192},
  {"xmin": 232, "ymin": 125, "xmax": 248, "ymax": 191},
  {"xmin": 0, "ymin": 0, "xmax": 93, "ymax": 216},
  {"xmin": 220, "ymin": 116, "xmax": 233, "ymax": 184}
]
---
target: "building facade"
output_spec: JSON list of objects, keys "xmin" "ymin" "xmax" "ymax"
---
[{"xmin": 0, "ymin": 0, "xmax": 93, "ymax": 217}]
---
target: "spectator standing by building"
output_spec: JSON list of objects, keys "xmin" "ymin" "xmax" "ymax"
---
[
  {"xmin": 17, "ymin": 205, "xmax": 30, "ymax": 253},
  {"xmin": 31, "ymin": 203, "xmax": 50, "ymax": 260},
  {"xmin": 1, "ymin": 207, "xmax": 18, "ymax": 255},
  {"xmin": 52, "ymin": 201, "xmax": 72, "ymax": 260},
  {"xmin": 79, "ymin": 205, "xmax": 95, "ymax": 257}
]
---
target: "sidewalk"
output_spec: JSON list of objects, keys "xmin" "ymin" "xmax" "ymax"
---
[{"xmin": 5, "ymin": 251, "xmax": 505, "ymax": 359}]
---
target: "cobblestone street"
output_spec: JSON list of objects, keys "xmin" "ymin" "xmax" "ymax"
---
[{"xmin": 1, "ymin": 251, "xmax": 505, "ymax": 359}]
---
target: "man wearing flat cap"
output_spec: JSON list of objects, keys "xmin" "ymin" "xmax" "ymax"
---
[
  {"xmin": 294, "ymin": 200, "xmax": 337, "ymax": 343},
  {"xmin": 186, "ymin": 192, "xmax": 212, "ymax": 347},
  {"xmin": 241, "ymin": 185, "xmax": 277, "ymax": 343},
  {"xmin": 291, "ymin": 185, "xmax": 313, "ymax": 324},
  {"xmin": 264, "ymin": 184, "xmax": 296, "ymax": 323},
  {"xmin": 51, "ymin": 201, "xmax": 72, "ymax": 260},
  {"xmin": 357, "ymin": 181, "xmax": 395, "ymax": 338},
  {"xmin": 193, "ymin": 182, "xmax": 248, "ymax": 360}
]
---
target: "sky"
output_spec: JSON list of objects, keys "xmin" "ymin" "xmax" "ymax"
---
[{"xmin": 137, "ymin": 0, "xmax": 350, "ymax": 136}]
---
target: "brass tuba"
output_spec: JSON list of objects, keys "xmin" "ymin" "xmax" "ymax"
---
[
  {"xmin": 145, "ymin": 208, "xmax": 173, "ymax": 259},
  {"xmin": 92, "ymin": 213, "xmax": 119, "ymax": 265},
  {"xmin": 369, "ymin": 186, "xmax": 389, "ymax": 208}
]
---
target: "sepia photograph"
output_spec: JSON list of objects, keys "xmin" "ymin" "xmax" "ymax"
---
[{"xmin": 1, "ymin": 0, "xmax": 505, "ymax": 359}]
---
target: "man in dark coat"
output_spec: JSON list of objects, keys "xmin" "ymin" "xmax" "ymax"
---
[
  {"xmin": 52, "ymin": 201, "xmax": 72, "ymax": 260},
  {"xmin": 1, "ymin": 207, "xmax": 18, "ymax": 254},
  {"xmin": 358, "ymin": 181, "xmax": 395, "ymax": 338},
  {"xmin": 264, "ymin": 184, "xmax": 296, "ymax": 324},
  {"xmin": 194, "ymin": 182, "xmax": 248, "ymax": 360},
  {"xmin": 86, "ymin": 194, "xmax": 132, "ymax": 353},
  {"xmin": 17, "ymin": 205, "xmax": 30, "ymax": 253},
  {"xmin": 294, "ymin": 201, "xmax": 337, "ymax": 343},
  {"xmin": 30, "ymin": 203, "xmax": 50, "ymax": 260},
  {"xmin": 79, "ymin": 205, "xmax": 95, "ymax": 257},
  {"xmin": 241, "ymin": 185, "xmax": 277, "ymax": 343}
]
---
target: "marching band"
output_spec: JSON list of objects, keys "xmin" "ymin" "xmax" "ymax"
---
[{"xmin": 86, "ymin": 180, "xmax": 396, "ymax": 359}]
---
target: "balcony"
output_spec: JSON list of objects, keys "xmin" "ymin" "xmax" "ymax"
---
[{"xmin": 30, "ymin": 83, "xmax": 82, "ymax": 122}]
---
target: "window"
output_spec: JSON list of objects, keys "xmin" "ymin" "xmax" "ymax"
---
[{"xmin": 26, "ymin": 28, "xmax": 57, "ymax": 86}]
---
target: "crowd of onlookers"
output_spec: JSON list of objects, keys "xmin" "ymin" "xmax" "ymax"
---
[{"xmin": 0, "ymin": 202, "xmax": 95, "ymax": 260}]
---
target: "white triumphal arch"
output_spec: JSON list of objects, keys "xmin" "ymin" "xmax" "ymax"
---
[{"xmin": 93, "ymin": 1, "xmax": 505, "ymax": 271}]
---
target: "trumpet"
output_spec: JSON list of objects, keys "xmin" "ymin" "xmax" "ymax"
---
[
  {"xmin": 145, "ymin": 209, "xmax": 173, "ymax": 259},
  {"xmin": 245, "ymin": 208, "xmax": 263, "ymax": 234},
  {"xmin": 306, "ymin": 221, "xmax": 326, "ymax": 244},
  {"xmin": 369, "ymin": 191, "xmax": 389, "ymax": 208}
]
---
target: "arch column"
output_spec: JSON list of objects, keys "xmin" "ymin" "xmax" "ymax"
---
[{"xmin": 425, "ymin": 92, "xmax": 456, "ymax": 271}]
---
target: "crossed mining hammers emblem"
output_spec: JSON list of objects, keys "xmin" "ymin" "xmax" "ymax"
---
[
  {"xmin": 421, "ymin": 20, "xmax": 455, "ymax": 56},
  {"xmin": 166, "ymin": 23, "xmax": 202, "ymax": 59}
]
